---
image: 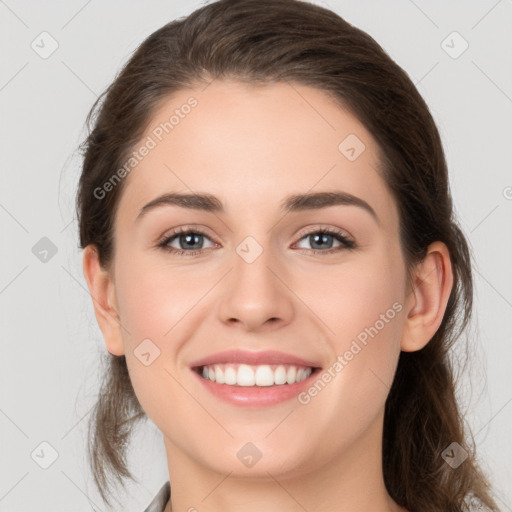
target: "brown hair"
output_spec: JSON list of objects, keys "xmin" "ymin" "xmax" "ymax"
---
[{"xmin": 76, "ymin": 0, "xmax": 499, "ymax": 510}]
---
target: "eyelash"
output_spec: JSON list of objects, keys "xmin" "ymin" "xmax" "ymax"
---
[{"xmin": 156, "ymin": 226, "xmax": 356, "ymax": 257}]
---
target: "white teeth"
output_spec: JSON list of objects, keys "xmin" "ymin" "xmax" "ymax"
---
[
  {"xmin": 237, "ymin": 364, "xmax": 255, "ymax": 386},
  {"xmin": 255, "ymin": 365, "xmax": 274, "ymax": 386},
  {"xmin": 199, "ymin": 363, "xmax": 313, "ymax": 386},
  {"xmin": 214, "ymin": 365, "xmax": 225, "ymax": 384},
  {"xmin": 286, "ymin": 366, "xmax": 297, "ymax": 384},
  {"xmin": 274, "ymin": 365, "xmax": 287, "ymax": 385},
  {"xmin": 224, "ymin": 366, "xmax": 237, "ymax": 385}
]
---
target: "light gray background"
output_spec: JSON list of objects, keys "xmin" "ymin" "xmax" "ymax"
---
[{"xmin": 1, "ymin": 1, "xmax": 511, "ymax": 510}]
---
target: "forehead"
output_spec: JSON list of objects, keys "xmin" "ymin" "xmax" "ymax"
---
[{"xmin": 116, "ymin": 79, "xmax": 398, "ymax": 230}]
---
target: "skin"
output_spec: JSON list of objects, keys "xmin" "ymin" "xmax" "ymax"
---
[{"xmin": 83, "ymin": 80, "xmax": 453, "ymax": 512}]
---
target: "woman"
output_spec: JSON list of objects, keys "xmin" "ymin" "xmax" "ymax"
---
[{"xmin": 76, "ymin": 0, "xmax": 499, "ymax": 510}]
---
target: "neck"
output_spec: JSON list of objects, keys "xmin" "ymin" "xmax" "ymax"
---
[{"xmin": 162, "ymin": 411, "xmax": 406, "ymax": 512}]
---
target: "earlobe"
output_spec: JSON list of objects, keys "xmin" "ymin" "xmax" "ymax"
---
[
  {"xmin": 82, "ymin": 245, "xmax": 125, "ymax": 356},
  {"xmin": 401, "ymin": 241, "xmax": 454, "ymax": 352}
]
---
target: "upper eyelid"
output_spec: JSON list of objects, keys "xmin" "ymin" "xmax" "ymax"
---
[{"xmin": 294, "ymin": 224, "xmax": 352, "ymax": 240}]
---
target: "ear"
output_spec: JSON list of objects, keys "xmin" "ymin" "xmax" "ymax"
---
[
  {"xmin": 82, "ymin": 245, "xmax": 125, "ymax": 356},
  {"xmin": 401, "ymin": 241, "xmax": 454, "ymax": 352}
]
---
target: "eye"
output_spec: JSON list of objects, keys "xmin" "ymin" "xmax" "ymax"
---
[
  {"xmin": 157, "ymin": 227, "xmax": 215, "ymax": 256},
  {"xmin": 294, "ymin": 228, "xmax": 355, "ymax": 255},
  {"xmin": 157, "ymin": 226, "xmax": 355, "ymax": 257}
]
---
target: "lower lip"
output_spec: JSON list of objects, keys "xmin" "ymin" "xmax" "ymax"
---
[{"xmin": 191, "ymin": 368, "xmax": 321, "ymax": 407}]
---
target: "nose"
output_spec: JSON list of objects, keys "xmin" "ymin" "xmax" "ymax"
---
[{"xmin": 217, "ymin": 241, "xmax": 294, "ymax": 332}]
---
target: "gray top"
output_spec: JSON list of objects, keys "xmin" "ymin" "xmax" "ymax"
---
[{"xmin": 143, "ymin": 481, "xmax": 170, "ymax": 512}]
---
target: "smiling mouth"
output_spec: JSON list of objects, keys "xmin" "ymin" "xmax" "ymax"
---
[{"xmin": 194, "ymin": 363, "xmax": 321, "ymax": 387}]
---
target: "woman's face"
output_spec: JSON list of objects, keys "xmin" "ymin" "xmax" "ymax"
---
[{"xmin": 102, "ymin": 80, "xmax": 411, "ymax": 480}]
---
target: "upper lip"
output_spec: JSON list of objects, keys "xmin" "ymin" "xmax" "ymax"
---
[{"xmin": 190, "ymin": 349, "xmax": 322, "ymax": 369}]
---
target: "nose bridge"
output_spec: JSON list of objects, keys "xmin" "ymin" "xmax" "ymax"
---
[
  {"xmin": 232, "ymin": 232, "xmax": 279, "ymax": 300},
  {"xmin": 217, "ymin": 232, "xmax": 293, "ymax": 330}
]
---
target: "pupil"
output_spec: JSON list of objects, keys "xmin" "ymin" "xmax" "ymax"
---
[
  {"xmin": 311, "ymin": 233, "xmax": 332, "ymax": 250},
  {"xmin": 182, "ymin": 233, "xmax": 202, "ymax": 249}
]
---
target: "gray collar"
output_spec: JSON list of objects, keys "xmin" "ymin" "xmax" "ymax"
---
[{"xmin": 143, "ymin": 481, "xmax": 170, "ymax": 512}]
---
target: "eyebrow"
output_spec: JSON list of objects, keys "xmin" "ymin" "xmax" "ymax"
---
[{"xmin": 136, "ymin": 191, "xmax": 379, "ymax": 225}]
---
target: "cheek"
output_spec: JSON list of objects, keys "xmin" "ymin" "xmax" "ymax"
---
[
  {"xmin": 113, "ymin": 253, "xmax": 210, "ymax": 344},
  {"xmin": 296, "ymin": 251, "xmax": 405, "ymax": 346},
  {"xmin": 114, "ymin": 256, "xmax": 203, "ymax": 426},
  {"xmin": 297, "ymin": 248, "xmax": 406, "ymax": 400},
  {"xmin": 112, "ymin": 254, "xmax": 214, "ymax": 418}
]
